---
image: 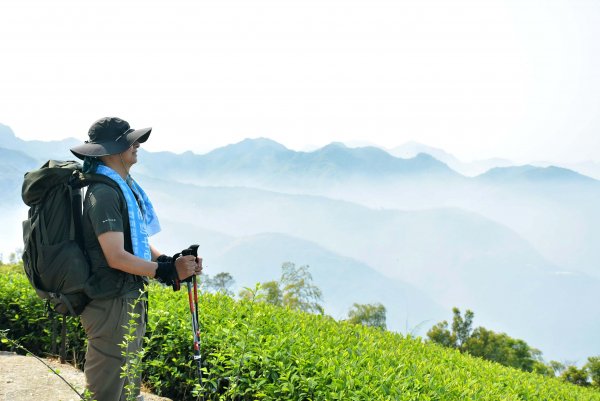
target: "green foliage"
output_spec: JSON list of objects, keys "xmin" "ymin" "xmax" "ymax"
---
[
  {"xmin": 7, "ymin": 250, "xmax": 22, "ymax": 265},
  {"xmin": 0, "ymin": 267, "xmax": 86, "ymax": 367},
  {"xmin": 3, "ymin": 268, "xmax": 600, "ymax": 400},
  {"xmin": 587, "ymin": 356, "xmax": 600, "ymax": 388},
  {"xmin": 240, "ymin": 280, "xmax": 282, "ymax": 306},
  {"xmin": 280, "ymin": 262, "xmax": 323, "ymax": 314},
  {"xmin": 549, "ymin": 360, "xmax": 566, "ymax": 376},
  {"xmin": 451, "ymin": 307, "xmax": 474, "ymax": 349},
  {"xmin": 242, "ymin": 262, "xmax": 324, "ymax": 314},
  {"xmin": 427, "ymin": 308, "xmax": 552, "ymax": 374},
  {"xmin": 561, "ymin": 365, "xmax": 590, "ymax": 387},
  {"xmin": 347, "ymin": 302, "xmax": 387, "ymax": 330},
  {"xmin": 204, "ymin": 272, "xmax": 235, "ymax": 297},
  {"xmin": 465, "ymin": 327, "xmax": 538, "ymax": 372},
  {"xmin": 427, "ymin": 320, "xmax": 457, "ymax": 349},
  {"xmin": 120, "ymin": 292, "xmax": 148, "ymax": 401},
  {"xmin": 0, "ymin": 262, "xmax": 24, "ymax": 274}
]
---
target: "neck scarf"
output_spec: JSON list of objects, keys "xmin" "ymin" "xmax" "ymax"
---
[{"xmin": 95, "ymin": 164, "xmax": 161, "ymax": 261}]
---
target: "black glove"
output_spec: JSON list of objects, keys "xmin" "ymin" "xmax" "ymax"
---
[{"xmin": 155, "ymin": 254, "xmax": 178, "ymax": 289}]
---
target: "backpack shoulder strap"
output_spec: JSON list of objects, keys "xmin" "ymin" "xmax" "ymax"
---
[{"xmin": 77, "ymin": 172, "xmax": 121, "ymax": 190}]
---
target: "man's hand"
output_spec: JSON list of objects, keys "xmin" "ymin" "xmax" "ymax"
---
[{"xmin": 175, "ymin": 254, "xmax": 199, "ymax": 281}]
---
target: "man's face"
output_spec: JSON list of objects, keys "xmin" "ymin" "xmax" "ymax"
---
[{"xmin": 121, "ymin": 141, "xmax": 140, "ymax": 166}]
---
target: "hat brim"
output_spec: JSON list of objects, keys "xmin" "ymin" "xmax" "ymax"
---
[{"xmin": 70, "ymin": 127, "xmax": 151, "ymax": 160}]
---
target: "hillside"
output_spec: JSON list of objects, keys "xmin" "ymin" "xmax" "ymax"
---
[{"xmin": 1, "ymin": 271, "xmax": 598, "ymax": 401}]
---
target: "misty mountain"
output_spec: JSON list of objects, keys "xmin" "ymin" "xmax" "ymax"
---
[
  {"xmin": 388, "ymin": 141, "xmax": 457, "ymax": 163},
  {"xmin": 0, "ymin": 147, "xmax": 39, "ymax": 206},
  {"xmin": 136, "ymin": 139, "xmax": 461, "ymax": 189},
  {"xmin": 0, "ymin": 123, "xmax": 78, "ymax": 162},
  {"xmin": 135, "ymin": 173, "xmax": 600, "ymax": 362},
  {"xmin": 477, "ymin": 165, "xmax": 597, "ymax": 183},
  {"xmin": 160, "ymin": 139, "xmax": 600, "ymax": 280},
  {"xmin": 388, "ymin": 141, "xmax": 514, "ymax": 176},
  {"xmin": 0, "ymin": 147, "xmax": 38, "ymax": 169},
  {"xmin": 193, "ymin": 146, "xmax": 599, "ymax": 280},
  {"xmin": 3, "ymin": 128, "xmax": 599, "ymax": 363},
  {"xmin": 552, "ymin": 160, "xmax": 600, "ymax": 181},
  {"xmin": 0, "ymin": 145, "xmax": 46, "ymax": 259},
  {"xmin": 330, "ymin": 173, "xmax": 600, "ymax": 280}
]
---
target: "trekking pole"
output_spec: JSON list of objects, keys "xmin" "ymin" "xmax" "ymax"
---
[{"xmin": 181, "ymin": 245, "xmax": 202, "ymax": 390}]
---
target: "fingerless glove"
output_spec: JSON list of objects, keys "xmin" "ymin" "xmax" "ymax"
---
[{"xmin": 154, "ymin": 254, "xmax": 177, "ymax": 287}]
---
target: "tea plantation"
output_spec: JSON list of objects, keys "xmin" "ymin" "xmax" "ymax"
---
[{"xmin": 1, "ymin": 267, "xmax": 598, "ymax": 400}]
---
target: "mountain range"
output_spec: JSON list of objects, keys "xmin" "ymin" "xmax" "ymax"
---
[{"xmin": 1, "ymin": 123, "xmax": 599, "ymax": 363}]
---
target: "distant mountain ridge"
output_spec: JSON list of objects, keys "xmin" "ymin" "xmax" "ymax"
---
[
  {"xmin": 136, "ymin": 138, "xmax": 597, "ymax": 187},
  {"xmin": 0, "ymin": 123, "xmax": 78, "ymax": 162},
  {"xmin": 478, "ymin": 164, "xmax": 597, "ymax": 183},
  {"xmin": 136, "ymin": 138, "xmax": 460, "ymax": 188},
  {"xmin": 1, "ymin": 124, "xmax": 594, "ymax": 183},
  {"xmin": 388, "ymin": 141, "xmax": 515, "ymax": 177}
]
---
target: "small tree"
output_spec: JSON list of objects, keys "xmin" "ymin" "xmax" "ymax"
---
[
  {"xmin": 585, "ymin": 356, "xmax": 600, "ymax": 388},
  {"xmin": 452, "ymin": 307, "xmax": 474, "ymax": 350},
  {"xmin": 347, "ymin": 303, "xmax": 387, "ymax": 330},
  {"xmin": 426, "ymin": 320, "xmax": 456, "ymax": 348},
  {"xmin": 427, "ymin": 308, "xmax": 548, "ymax": 374},
  {"xmin": 549, "ymin": 361, "xmax": 566, "ymax": 376},
  {"xmin": 465, "ymin": 327, "xmax": 538, "ymax": 372},
  {"xmin": 257, "ymin": 280, "xmax": 283, "ymax": 306},
  {"xmin": 244, "ymin": 262, "xmax": 324, "ymax": 314},
  {"xmin": 280, "ymin": 262, "xmax": 323, "ymax": 314},
  {"xmin": 427, "ymin": 307, "xmax": 473, "ymax": 350},
  {"xmin": 205, "ymin": 272, "xmax": 235, "ymax": 296},
  {"xmin": 561, "ymin": 365, "xmax": 590, "ymax": 387},
  {"xmin": 239, "ymin": 280, "xmax": 283, "ymax": 306}
]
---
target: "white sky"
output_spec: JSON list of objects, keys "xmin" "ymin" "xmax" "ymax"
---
[{"xmin": 1, "ymin": 0, "xmax": 599, "ymax": 163}]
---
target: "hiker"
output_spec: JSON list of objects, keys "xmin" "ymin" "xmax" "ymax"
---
[{"xmin": 70, "ymin": 117, "xmax": 202, "ymax": 401}]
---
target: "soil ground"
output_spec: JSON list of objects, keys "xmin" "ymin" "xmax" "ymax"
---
[{"xmin": 0, "ymin": 351, "xmax": 172, "ymax": 401}]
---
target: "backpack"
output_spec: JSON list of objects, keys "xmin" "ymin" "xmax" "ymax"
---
[{"xmin": 21, "ymin": 160, "xmax": 120, "ymax": 316}]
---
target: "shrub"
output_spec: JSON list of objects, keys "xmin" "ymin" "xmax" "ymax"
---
[{"xmin": 2, "ymin": 268, "xmax": 599, "ymax": 400}]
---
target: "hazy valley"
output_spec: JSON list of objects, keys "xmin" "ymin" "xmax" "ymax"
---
[{"xmin": 1, "ymin": 123, "xmax": 599, "ymax": 364}]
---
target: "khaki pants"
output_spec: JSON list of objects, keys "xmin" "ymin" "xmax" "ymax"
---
[{"xmin": 81, "ymin": 296, "xmax": 146, "ymax": 401}]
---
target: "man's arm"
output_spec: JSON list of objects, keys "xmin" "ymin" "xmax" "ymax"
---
[{"xmin": 98, "ymin": 231, "xmax": 196, "ymax": 279}]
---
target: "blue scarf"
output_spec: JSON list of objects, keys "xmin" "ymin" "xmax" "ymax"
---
[{"xmin": 94, "ymin": 164, "xmax": 161, "ymax": 261}]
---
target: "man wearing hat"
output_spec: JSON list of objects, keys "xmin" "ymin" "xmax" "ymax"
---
[{"xmin": 71, "ymin": 117, "xmax": 202, "ymax": 401}]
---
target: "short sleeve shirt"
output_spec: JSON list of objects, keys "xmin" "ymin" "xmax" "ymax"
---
[
  {"xmin": 82, "ymin": 182, "xmax": 143, "ymax": 297},
  {"xmin": 83, "ymin": 183, "xmax": 126, "ymax": 270}
]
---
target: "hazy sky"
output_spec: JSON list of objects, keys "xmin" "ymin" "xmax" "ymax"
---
[{"xmin": 1, "ymin": 0, "xmax": 599, "ymax": 163}]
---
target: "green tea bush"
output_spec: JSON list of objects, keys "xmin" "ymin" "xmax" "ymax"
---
[
  {"xmin": 0, "ymin": 267, "xmax": 86, "ymax": 366},
  {"xmin": 2, "ymin": 268, "xmax": 599, "ymax": 400}
]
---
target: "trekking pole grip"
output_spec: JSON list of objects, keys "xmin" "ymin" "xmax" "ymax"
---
[{"xmin": 182, "ymin": 244, "xmax": 199, "ymax": 258}]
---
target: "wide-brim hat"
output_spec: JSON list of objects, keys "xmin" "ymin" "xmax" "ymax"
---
[{"xmin": 70, "ymin": 117, "xmax": 151, "ymax": 160}]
